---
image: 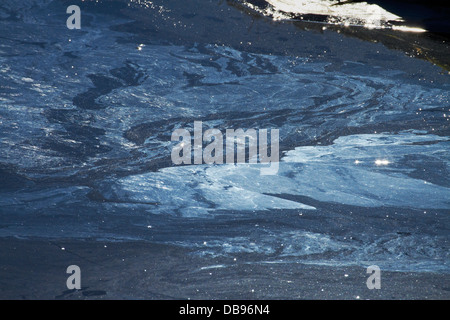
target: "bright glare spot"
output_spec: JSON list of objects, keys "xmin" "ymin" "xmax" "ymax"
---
[
  {"xmin": 375, "ymin": 159, "xmax": 390, "ymax": 166},
  {"xmin": 392, "ymin": 25, "xmax": 426, "ymax": 33}
]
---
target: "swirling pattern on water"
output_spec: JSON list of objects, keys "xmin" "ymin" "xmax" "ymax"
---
[{"xmin": 0, "ymin": 0, "xmax": 449, "ymax": 273}]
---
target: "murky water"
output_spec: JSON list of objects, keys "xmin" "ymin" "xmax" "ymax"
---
[{"xmin": 0, "ymin": 0, "xmax": 449, "ymax": 273}]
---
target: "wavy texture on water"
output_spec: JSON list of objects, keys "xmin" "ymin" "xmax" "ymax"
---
[{"xmin": 0, "ymin": 0, "xmax": 449, "ymax": 273}]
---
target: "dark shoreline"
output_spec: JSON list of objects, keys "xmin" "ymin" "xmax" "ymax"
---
[{"xmin": 0, "ymin": 237, "xmax": 448, "ymax": 300}]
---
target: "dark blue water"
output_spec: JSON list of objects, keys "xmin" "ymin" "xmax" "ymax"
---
[{"xmin": 0, "ymin": 0, "xmax": 449, "ymax": 273}]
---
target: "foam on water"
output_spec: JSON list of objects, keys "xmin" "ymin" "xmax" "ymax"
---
[
  {"xmin": 0, "ymin": 0, "xmax": 448, "ymax": 273},
  {"xmin": 104, "ymin": 131, "xmax": 448, "ymax": 214},
  {"xmin": 242, "ymin": 0, "xmax": 426, "ymax": 31}
]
